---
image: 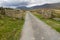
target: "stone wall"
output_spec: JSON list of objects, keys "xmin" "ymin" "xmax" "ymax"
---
[
  {"xmin": 37, "ymin": 9, "xmax": 53, "ymax": 18},
  {"xmin": 0, "ymin": 8, "xmax": 24, "ymax": 19},
  {"xmin": 5, "ymin": 9, "xmax": 23, "ymax": 19},
  {"xmin": 53, "ymin": 9, "xmax": 60, "ymax": 18}
]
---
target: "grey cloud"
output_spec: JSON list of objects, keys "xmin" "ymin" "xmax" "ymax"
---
[
  {"xmin": 1, "ymin": 1, "xmax": 29, "ymax": 6},
  {"xmin": 0, "ymin": 0, "xmax": 60, "ymax": 7}
]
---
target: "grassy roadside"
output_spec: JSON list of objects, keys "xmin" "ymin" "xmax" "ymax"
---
[
  {"xmin": 0, "ymin": 16, "xmax": 24, "ymax": 40},
  {"xmin": 33, "ymin": 12, "xmax": 60, "ymax": 32}
]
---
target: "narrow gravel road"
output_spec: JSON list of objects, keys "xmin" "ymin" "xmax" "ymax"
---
[{"xmin": 20, "ymin": 11, "xmax": 60, "ymax": 40}]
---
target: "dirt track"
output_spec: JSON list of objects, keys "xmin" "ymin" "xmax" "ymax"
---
[{"xmin": 20, "ymin": 11, "xmax": 60, "ymax": 40}]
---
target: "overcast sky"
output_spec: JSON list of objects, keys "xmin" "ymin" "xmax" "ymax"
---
[{"xmin": 0, "ymin": 0, "xmax": 60, "ymax": 8}]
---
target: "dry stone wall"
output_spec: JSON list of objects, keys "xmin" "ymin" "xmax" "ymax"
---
[
  {"xmin": 0, "ymin": 9, "xmax": 23, "ymax": 19},
  {"xmin": 5, "ymin": 9, "xmax": 23, "ymax": 18}
]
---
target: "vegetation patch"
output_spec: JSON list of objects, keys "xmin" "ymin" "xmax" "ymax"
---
[{"xmin": 0, "ymin": 15, "xmax": 24, "ymax": 40}]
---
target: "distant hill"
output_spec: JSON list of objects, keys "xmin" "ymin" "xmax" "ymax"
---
[
  {"xmin": 16, "ymin": 6, "xmax": 29, "ymax": 10},
  {"xmin": 16, "ymin": 2, "xmax": 60, "ymax": 10},
  {"xmin": 30, "ymin": 3, "xmax": 60, "ymax": 9}
]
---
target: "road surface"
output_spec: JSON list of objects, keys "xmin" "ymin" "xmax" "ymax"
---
[{"xmin": 20, "ymin": 11, "xmax": 60, "ymax": 40}]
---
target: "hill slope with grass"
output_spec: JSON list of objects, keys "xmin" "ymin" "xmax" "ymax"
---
[
  {"xmin": 0, "ymin": 8, "xmax": 25, "ymax": 40},
  {"xmin": 0, "ymin": 15, "xmax": 24, "ymax": 40}
]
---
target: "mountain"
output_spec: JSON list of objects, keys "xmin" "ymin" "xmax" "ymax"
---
[
  {"xmin": 30, "ymin": 3, "xmax": 60, "ymax": 9},
  {"xmin": 16, "ymin": 3, "xmax": 60, "ymax": 10},
  {"xmin": 17, "ymin": 6, "xmax": 30, "ymax": 10}
]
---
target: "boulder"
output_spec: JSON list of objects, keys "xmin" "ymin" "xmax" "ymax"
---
[{"xmin": 53, "ymin": 18, "xmax": 60, "ymax": 21}]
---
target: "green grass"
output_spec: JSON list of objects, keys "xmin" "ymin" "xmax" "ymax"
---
[
  {"xmin": 33, "ymin": 13, "xmax": 60, "ymax": 32},
  {"xmin": 0, "ymin": 16, "xmax": 24, "ymax": 40}
]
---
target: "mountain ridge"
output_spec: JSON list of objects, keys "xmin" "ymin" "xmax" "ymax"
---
[{"xmin": 16, "ymin": 2, "xmax": 60, "ymax": 10}]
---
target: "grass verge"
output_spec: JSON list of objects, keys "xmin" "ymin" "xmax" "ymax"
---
[
  {"xmin": 0, "ymin": 16, "xmax": 24, "ymax": 40},
  {"xmin": 33, "ymin": 12, "xmax": 60, "ymax": 32}
]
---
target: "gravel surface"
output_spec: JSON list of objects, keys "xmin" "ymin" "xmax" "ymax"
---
[{"xmin": 20, "ymin": 11, "xmax": 60, "ymax": 40}]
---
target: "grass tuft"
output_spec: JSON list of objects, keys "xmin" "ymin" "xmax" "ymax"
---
[{"xmin": 0, "ymin": 15, "xmax": 24, "ymax": 40}]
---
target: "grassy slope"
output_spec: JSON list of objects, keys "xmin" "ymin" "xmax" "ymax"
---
[
  {"xmin": 0, "ymin": 16, "xmax": 24, "ymax": 40},
  {"xmin": 33, "ymin": 12, "xmax": 60, "ymax": 32}
]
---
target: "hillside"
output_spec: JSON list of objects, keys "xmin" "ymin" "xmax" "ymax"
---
[
  {"xmin": 30, "ymin": 3, "xmax": 60, "ymax": 9},
  {"xmin": 16, "ymin": 2, "xmax": 60, "ymax": 10}
]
